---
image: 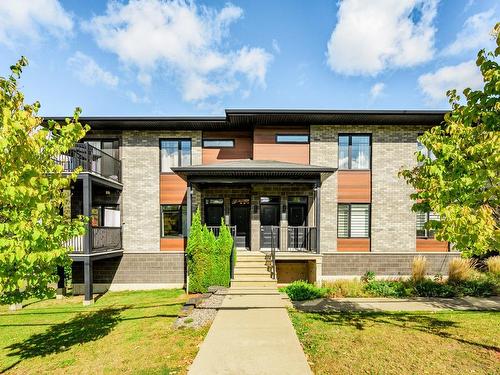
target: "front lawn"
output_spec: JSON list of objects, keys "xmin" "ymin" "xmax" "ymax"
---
[
  {"xmin": 0, "ymin": 289, "xmax": 207, "ymax": 374},
  {"xmin": 290, "ymin": 310, "xmax": 500, "ymax": 374}
]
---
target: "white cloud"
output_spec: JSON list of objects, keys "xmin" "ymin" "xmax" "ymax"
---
[
  {"xmin": 0, "ymin": 0, "xmax": 73, "ymax": 47},
  {"xmin": 67, "ymin": 52, "xmax": 119, "ymax": 88},
  {"xmin": 326, "ymin": 0, "xmax": 438, "ymax": 76},
  {"xmin": 370, "ymin": 82, "xmax": 386, "ymax": 100},
  {"xmin": 442, "ymin": 9, "xmax": 497, "ymax": 56},
  {"xmin": 418, "ymin": 60, "xmax": 483, "ymax": 104},
  {"xmin": 84, "ymin": 0, "xmax": 272, "ymax": 102},
  {"xmin": 126, "ymin": 91, "xmax": 150, "ymax": 104}
]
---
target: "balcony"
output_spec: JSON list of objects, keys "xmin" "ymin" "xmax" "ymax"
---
[
  {"xmin": 260, "ymin": 226, "xmax": 318, "ymax": 253},
  {"xmin": 57, "ymin": 143, "xmax": 121, "ymax": 183},
  {"xmin": 68, "ymin": 227, "xmax": 122, "ymax": 255}
]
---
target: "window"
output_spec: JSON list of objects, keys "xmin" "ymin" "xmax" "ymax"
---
[
  {"xmin": 160, "ymin": 139, "xmax": 191, "ymax": 172},
  {"xmin": 338, "ymin": 134, "xmax": 371, "ymax": 169},
  {"xmin": 416, "ymin": 211, "xmax": 440, "ymax": 238},
  {"xmin": 338, "ymin": 204, "xmax": 370, "ymax": 238},
  {"xmin": 161, "ymin": 205, "xmax": 187, "ymax": 237},
  {"xmin": 276, "ymin": 134, "xmax": 309, "ymax": 144},
  {"xmin": 203, "ymin": 139, "xmax": 234, "ymax": 148}
]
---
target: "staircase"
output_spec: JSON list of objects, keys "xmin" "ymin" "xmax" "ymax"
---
[{"xmin": 231, "ymin": 251, "xmax": 277, "ymax": 288}]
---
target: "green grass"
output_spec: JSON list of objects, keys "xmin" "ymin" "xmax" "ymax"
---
[
  {"xmin": 0, "ymin": 289, "xmax": 208, "ymax": 374},
  {"xmin": 290, "ymin": 310, "xmax": 500, "ymax": 374}
]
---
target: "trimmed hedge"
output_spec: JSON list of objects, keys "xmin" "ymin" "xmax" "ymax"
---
[
  {"xmin": 186, "ymin": 210, "xmax": 234, "ymax": 293},
  {"xmin": 280, "ymin": 281, "xmax": 327, "ymax": 301}
]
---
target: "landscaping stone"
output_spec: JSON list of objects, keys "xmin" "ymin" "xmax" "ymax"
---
[{"xmin": 174, "ymin": 288, "xmax": 227, "ymax": 329}]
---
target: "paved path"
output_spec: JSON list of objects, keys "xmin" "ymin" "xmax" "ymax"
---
[
  {"xmin": 294, "ymin": 296, "xmax": 500, "ymax": 312},
  {"xmin": 188, "ymin": 287, "xmax": 312, "ymax": 375}
]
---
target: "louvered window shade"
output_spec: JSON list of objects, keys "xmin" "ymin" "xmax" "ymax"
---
[{"xmin": 337, "ymin": 204, "xmax": 370, "ymax": 238}]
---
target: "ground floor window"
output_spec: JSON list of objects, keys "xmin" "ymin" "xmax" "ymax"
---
[
  {"xmin": 161, "ymin": 205, "xmax": 187, "ymax": 237},
  {"xmin": 337, "ymin": 203, "xmax": 370, "ymax": 238},
  {"xmin": 416, "ymin": 211, "xmax": 440, "ymax": 238}
]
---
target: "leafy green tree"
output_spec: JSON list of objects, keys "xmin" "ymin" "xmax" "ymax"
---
[
  {"xmin": 400, "ymin": 24, "xmax": 500, "ymax": 257},
  {"xmin": 0, "ymin": 57, "xmax": 88, "ymax": 304}
]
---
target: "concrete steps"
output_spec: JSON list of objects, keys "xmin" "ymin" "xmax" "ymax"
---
[{"xmin": 231, "ymin": 251, "xmax": 275, "ymax": 288}]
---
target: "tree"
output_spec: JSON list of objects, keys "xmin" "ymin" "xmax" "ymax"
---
[
  {"xmin": 400, "ymin": 24, "xmax": 500, "ymax": 257},
  {"xmin": 0, "ymin": 57, "xmax": 88, "ymax": 304}
]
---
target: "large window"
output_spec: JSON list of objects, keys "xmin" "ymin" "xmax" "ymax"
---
[
  {"xmin": 160, "ymin": 139, "xmax": 191, "ymax": 172},
  {"xmin": 161, "ymin": 205, "xmax": 187, "ymax": 237},
  {"xmin": 416, "ymin": 211, "xmax": 440, "ymax": 238},
  {"xmin": 338, "ymin": 204, "xmax": 370, "ymax": 238},
  {"xmin": 276, "ymin": 134, "xmax": 309, "ymax": 144},
  {"xmin": 339, "ymin": 134, "xmax": 371, "ymax": 169}
]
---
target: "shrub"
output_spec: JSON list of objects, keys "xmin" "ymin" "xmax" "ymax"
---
[
  {"xmin": 413, "ymin": 279, "xmax": 455, "ymax": 298},
  {"xmin": 280, "ymin": 280, "xmax": 327, "ymax": 301},
  {"xmin": 485, "ymin": 256, "xmax": 500, "ymax": 274},
  {"xmin": 448, "ymin": 258, "xmax": 476, "ymax": 283},
  {"xmin": 323, "ymin": 279, "xmax": 367, "ymax": 298},
  {"xmin": 364, "ymin": 280, "xmax": 413, "ymax": 298},
  {"xmin": 361, "ymin": 271, "xmax": 376, "ymax": 283},
  {"xmin": 411, "ymin": 256, "xmax": 427, "ymax": 282}
]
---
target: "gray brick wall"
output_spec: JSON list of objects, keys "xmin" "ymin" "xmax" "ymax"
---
[
  {"xmin": 121, "ymin": 130, "xmax": 201, "ymax": 252},
  {"xmin": 72, "ymin": 253, "xmax": 185, "ymax": 284},
  {"xmin": 311, "ymin": 125, "xmax": 430, "ymax": 253},
  {"xmin": 322, "ymin": 252, "xmax": 460, "ymax": 277}
]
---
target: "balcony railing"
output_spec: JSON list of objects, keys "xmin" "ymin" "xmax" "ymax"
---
[
  {"xmin": 261, "ymin": 226, "xmax": 318, "ymax": 253},
  {"xmin": 56, "ymin": 143, "xmax": 121, "ymax": 182},
  {"xmin": 68, "ymin": 227, "xmax": 122, "ymax": 254}
]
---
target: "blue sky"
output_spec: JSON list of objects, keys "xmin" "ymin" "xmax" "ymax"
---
[{"xmin": 0, "ymin": 0, "xmax": 497, "ymax": 116}]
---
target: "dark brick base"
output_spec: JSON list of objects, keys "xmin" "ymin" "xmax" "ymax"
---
[
  {"xmin": 322, "ymin": 252, "xmax": 460, "ymax": 277},
  {"xmin": 72, "ymin": 252, "xmax": 185, "ymax": 285}
]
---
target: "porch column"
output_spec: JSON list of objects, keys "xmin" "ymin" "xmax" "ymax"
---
[
  {"xmin": 56, "ymin": 266, "xmax": 66, "ymax": 300},
  {"xmin": 314, "ymin": 182, "xmax": 321, "ymax": 254},
  {"xmin": 83, "ymin": 258, "xmax": 93, "ymax": 305},
  {"xmin": 186, "ymin": 182, "xmax": 192, "ymax": 236}
]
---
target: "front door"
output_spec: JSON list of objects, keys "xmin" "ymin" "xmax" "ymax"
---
[
  {"xmin": 260, "ymin": 196, "xmax": 280, "ymax": 248},
  {"xmin": 204, "ymin": 198, "xmax": 224, "ymax": 227},
  {"xmin": 231, "ymin": 198, "xmax": 250, "ymax": 248},
  {"xmin": 288, "ymin": 197, "xmax": 308, "ymax": 249}
]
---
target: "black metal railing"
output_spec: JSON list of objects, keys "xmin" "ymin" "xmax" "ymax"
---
[
  {"xmin": 67, "ymin": 226, "xmax": 122, "ymax": 254},
  {"xmin": 56, "ymin": 143, "xmax": 121, "ymax": 182},
  {"xmin": 261, "ymin": 226, "xmax": 318, "ymax": 253},
  {"xmin": 207, "ymin": 225, "xmax": 237, "ymax": 280}
]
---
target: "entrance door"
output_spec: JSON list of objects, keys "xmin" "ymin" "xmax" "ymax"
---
[
  {"xmin": 204, "ymin": 198, "xmax": 224, "ymax": 227},
  {"xmin": 288, "ymin": 197, "xmax": 308, "ymax": 249},
  {"xmin": 231, "ymin": 198, "xmax": 250, "ymax": 248},
  {"xmin": 260, "ymin": 196, "xmax": 280, "ymax": 248}
]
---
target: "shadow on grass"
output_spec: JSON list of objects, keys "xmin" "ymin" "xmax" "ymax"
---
[
  {"xmin": 301, "ymin": 311, "xmax": 500, "ymax": 353},
  {"xmin": 3, "ymin": 307, "xmax": 126, "ymax": 372}
]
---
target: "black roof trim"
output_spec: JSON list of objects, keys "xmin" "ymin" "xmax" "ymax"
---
[{"xmin": 47, "ymin": 109, "xmax": 448, "ymax": 130}]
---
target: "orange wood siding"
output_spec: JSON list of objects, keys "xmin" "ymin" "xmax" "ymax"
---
[
  {"xmin": 160, "ymin": 174, "xmax": 187, "ymax": 204},
  {"xmin": 337, "ymin": 238, "xmax": 370, "ymax": 252},
  {"xmin": 202, "ymin": 131, "xmax": 253, "ymax": 164},
  {"xmin": 160, "ymin": 237, "xmax": 186, "ymax": 251},
  {"xmin": 416, "ymin": 238, "xmax": 448, "ymax": 252},
  {"xmin": 253, "ymin": 126, "xmax": 309, "ymax": 164},
  {"xmin": 337, "ymin": 170, "xmax": 371, "ymax": 203}
]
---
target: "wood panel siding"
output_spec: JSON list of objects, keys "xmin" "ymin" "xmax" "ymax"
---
[
  {"xmin": 202, "ymin": 130, "xmax": 252, "ymax": 164},
  {"xmin": 276, "ymin": 261, "xmax": 309, "ymax": 284},
  {"xmin": 160, "ymin": 237, "xmax": 186, "ymax": 251},
  {"xmin": 160, "ymin": 174, "xmax": 187, "ymax": 204},
  {"xmin": 253, "ymin": 126, "xmax": 309, "ymax": 164},
  {"xmin": 337, "ymin": 238, "xmax": 370, "ymax": 252},
  {"xmin": 337, "ymin": 170, "xmax": 371, "ymax": 203},
  {"xmin": 416, "ymin": 238, "xmax": 449, "ymax": 252}
]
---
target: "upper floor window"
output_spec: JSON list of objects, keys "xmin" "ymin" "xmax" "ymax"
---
[
  {"xmin": 276, "ymin": 134, "xmax": 309, "ymax": 144},
  {"xmin": 160, "ymin": 139, "xmax": 191, "ymax": 173},
  {"xmin": 203, "ymin": 139, "xmax": 235, "ymax": 148},
  {"xmin": 416, "ymin": 211, "xmax": 440, "ymax": 238},
  {"xmin": 338, "ymin": 203, "xmax": 370, "ymax": 238},
  {"xmin": 339, "ymin": 134, "xmax": 371, "ymax": 169}
]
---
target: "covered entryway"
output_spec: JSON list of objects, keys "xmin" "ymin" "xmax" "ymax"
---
[
  {"xmin": 231, "ymin": 198, "xmax": 251, "ymax": 248},
  {"xmin": 260, "ymin": 196, "xmax": 280, "ymax": 249}
]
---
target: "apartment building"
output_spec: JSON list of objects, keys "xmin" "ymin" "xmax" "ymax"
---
[{"xmin": 58, "ymin": 110, "xmax": 459, "ymax": 304}]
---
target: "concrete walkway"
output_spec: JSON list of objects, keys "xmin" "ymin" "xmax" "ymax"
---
[
  {"xmin": 188, "ymin": 287, "xmax": 312, "ymax": 375},
  {"xmin": 294, "ymin": 296, "xmax": 500, "ymax": 312}
]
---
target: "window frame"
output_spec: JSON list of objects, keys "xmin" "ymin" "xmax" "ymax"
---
[
  {"xmin": 160, "ymin": 138, "xmax": 192, "ymax": 173},
  {"xmin": 275, "ymin": 134, "xmax": 310, "ymax": 144},
  {"xmin": 338, "ymin": 134, "xmax": 372, "ymax": 170},
  {"xmin": 161, "ymin": 204, "xmax": 187, "ymax": 238},
  {"xmin": 416, "ymin": 211, "xmax": 438, "ymax": 239},
  {"xmin": 337, "ymin": 203, "xmax": 371, "ymax": 238},
  {"xmin": 202, "ymin": 139, "xmax": 235, "ymax": 148}
]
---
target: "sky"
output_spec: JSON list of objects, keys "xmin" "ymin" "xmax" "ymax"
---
[{"xmin": 0, "ymin": 0, "xmax": 498, "ymax": 116}]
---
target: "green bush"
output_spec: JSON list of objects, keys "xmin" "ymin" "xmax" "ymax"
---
[
  {"xmin": 186, "ymin": 210, "xmax": 234, "ymax": 293},
  {"xmin": 364, "ymin": 280, "xmax": 413, "ymax": 298},
  {"xmin": 280, "ymin": 280, "xmax": 327, "ymax": 301},
  {"xmin": 413, "ymin": 279, "xmax": 455, "ymax": 298}
]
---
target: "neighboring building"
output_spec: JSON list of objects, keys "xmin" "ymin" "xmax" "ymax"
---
[{"xmin": 56, "ymin": 110, "xmax": 459, "ymax": 304}]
